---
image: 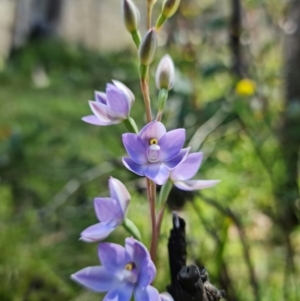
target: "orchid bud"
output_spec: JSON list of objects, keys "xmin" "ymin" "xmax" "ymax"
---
[
  {"xmin": 123, "ymin": 0, "xmax": 140, "ymax": 33},
  {"xmin": 156, "ymin": 0, "xmax": 181, "ymax": 30},
  {"xmin": 162, "ymin": 0, "xmax": 181, "ymax": 18},
  {"xmin": 139, "ymin": 28, "xmax": 157, "ymax": 66},
  {"xmin": 156, "ymin": 54, "xmax": 175, "ymax": 90}
]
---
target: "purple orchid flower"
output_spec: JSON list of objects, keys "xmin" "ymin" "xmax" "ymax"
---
[
  {"xmin": 170, "ymin": 152, "xmax": 220, "ymax": 191},
  {"xmin": 82, "ymin": 80, "xmax": 135, "ymax": 126},
  {"xmin": 122, "ymin": 121, "xmax": 189, "ymax": 185},
  {"xmin": 71, "ymin": 237, "xmax": 160, "ymax": 301},
  {"xmin": 80, "ymin": 177, "xmax": 130, "ymax": 242}
]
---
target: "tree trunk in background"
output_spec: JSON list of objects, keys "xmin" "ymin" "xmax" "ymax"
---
[
  {"xmin": 277, "ymin": 0, "xmax": 300, "ymax": 233},
  {"xmin": 230, "ymin": 0, "xmax": 247, "ymax": 77},
  {"xmin": 12, "ymin": 0, "xmax": 62, "ymax": 49}
]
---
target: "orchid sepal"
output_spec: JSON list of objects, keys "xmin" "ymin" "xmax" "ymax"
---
[{"xmin": 170, "ymin": 152, "xmax": 220, "ymax": 191}]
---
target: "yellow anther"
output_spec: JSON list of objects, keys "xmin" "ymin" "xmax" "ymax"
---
[
  {"xmin": 125, "ymin": 262, "xmax": 135, "ymax": 271},
  {"xmin": 149, "ymin": 138, "xmax": 158, "ymax": 145}
]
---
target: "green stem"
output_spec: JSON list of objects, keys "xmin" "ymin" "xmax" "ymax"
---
[
  {"xmin": 139, "ymin": 64, "xmax": 148, "ymax": 80},
  {"xmin": 131, "ymin": 30, "xmax": 141, "ymax": 48},
  {"xmin": 140, "ymin": 77, "xmax": 152, "ymax": 122},
  {"xmin": 147, "ymin": 0, "xmax": 154, "ymax": 29},
  {"xmin": 146, "ymin": 178, "xmax": 157, "ymax": 262},
  {"xmin": 156, "ymin": 14, "xmax": 166, "ymax": 31},
  {"xmin": 156, "ymin": 89, "xmax": 168, "ymax": 121},
  {"xmin": 158, "ymin": 179, "xmax": 173, "ymax": 205},
  {"xmin": 150, "ymin": 180, "xmax": 173, "ymax": 262}
]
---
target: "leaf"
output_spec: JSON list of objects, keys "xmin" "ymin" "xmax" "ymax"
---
[{"xmin": 123, "ymin": 218, "xmax": 142, "ymax": 241}]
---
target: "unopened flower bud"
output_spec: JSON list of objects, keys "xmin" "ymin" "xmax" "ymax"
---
[
  {"xmin": 156, "ymin": 54, "xmax": 175, "ymax": 90},
  {"xmin": 156, "ymin": 0, "xmax": 181, "ymax": 30},
  {"xmin": 123, "ymin": 0, "xmax": 140, "ymax": 33},
  {"xmin": 139, "ymin": 28, "xmax": 157, "ymax": 66},
  {"xmin": 162, "ymin": 0, "xmax": 181, "ymax": 18}
]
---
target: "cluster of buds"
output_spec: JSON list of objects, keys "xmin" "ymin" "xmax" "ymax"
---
[{"xmin": 72, "ymin": 1, "xmax": 220, "ymax": 301}]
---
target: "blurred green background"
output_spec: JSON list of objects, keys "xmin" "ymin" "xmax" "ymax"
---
[{"xmin": 0, "ymin": 0, "xmax": 299, "ymax": 301}]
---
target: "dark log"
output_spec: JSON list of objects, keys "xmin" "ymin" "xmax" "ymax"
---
[{"xmin": 167, "ymin": 212, "xmax": 225, "ymax": 301}]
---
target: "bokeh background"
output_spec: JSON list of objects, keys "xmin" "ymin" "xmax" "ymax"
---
[{"xmin": 0, "ymin": 0, "xmax": 300, "ymax": 300}]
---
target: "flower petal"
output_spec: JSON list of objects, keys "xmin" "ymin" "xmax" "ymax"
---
[
  {"xmin": 170, "ymin": 152, "xmax": 203, "ymax": 181},
  {"xmin": 125, "ymin": 238, "xmax": 156, "ymax": 286},
  {"xmin": 122, "ymin": 134, "xmax": 148, "ymax": 164},
  {"xmin": 144, "ymin": 163, "xmax": 170, "ymax": 185},
  {"xmin": 89, "ymin": 101, "xmax": 119, "ymax": 123},
  {"xmin": 164, "ymin": 148, "xmax": 190, "ymax": 169},
  {"xmin": 138, "ymin": 259, "xmax": 156, "ymax": 287},
  {"xmin": 103, "ymin": 283, "xmax": 134, "ymax": 301},
  {"xmin": 174, "ymin": 179, "xmax": 220, "ymax": 191},
  {"xmin": 94, "ymin": 197, "xmax": 124, "ymax": 223},
  {"xmin": 159, "ymin": 128, "xmax": 185, "ymax": 161},
  {"xmin": 71, "ymin": 266, "xmax": 120, "ymax": 292},
  {"xmin": 159, "ymin": 292, "xmax": 174, "ymax": 301},
  {"xmin": 109, "ymin": 177, "xmax": 131, "ymax": 215},
  {"xmin": 98, "ymin": 243, "xmax": 130, "ymax": 272},
  {"xmin": 106, "ymin": 84, "xmax": 130, "ymax": 118},
  {"xmin": 112, "ymin": 80, "xmax": 135, "ymax": 107},
  {"xmin": 122, "ymin": 157, "xmax": 145, "ymax": 176},
  {"xmin": 139, "ymin": 121, "xmax": 166, "ymax": 144},
  {"xmin": 134, "ymin": 285, "xmax": 160, "ymax": 301},
  {"xmin": 95, "ymin": 91, "xmax": 107, "ymax": 104},
  {"xmin": 80, "ymin": 222, "xmax": 115, "ymax": 242},
  {"xmin": 82, "ymin": 115, "xmax": 115, "ymax": 126},
  {"xmin": 125, "ymin": 238, "xmax": 148, "ymax": 267}
]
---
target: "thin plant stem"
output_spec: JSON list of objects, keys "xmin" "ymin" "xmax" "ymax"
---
[
  {"xmin": 140, "ymin": 78, "xmax": 152, "ymax": 122},
  {"xmin": 150, "ymin": 204, "xmax": 166, "ymax": 264},
  {"xmin": 147, "ymin": 0, "xmax": 153, "ymax": 29},
  {"xmin": 156, "ymin": 203, "xmax": 166, "ymax": 241},
  {"xmin": 156, "ymin": 112, "xmax": 162, "ymax": 121},
  {"xmin": 140, "ymin": 76, "xmax": 154, "ymax": 259},
  {"xmin": 150, "ymin": 181, "xmax": 158, "ymax": 259},
  {"xmin": 143, "ymin": 0, "xmax": 157, "ymax": 263},
  {"xmin": 147, "ymin": 178, "xmax": 157, "ymax": 262}
]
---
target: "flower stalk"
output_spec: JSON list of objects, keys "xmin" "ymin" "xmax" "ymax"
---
[
  {"xmin": 156, "ymin": 88, "xmax": 168, "ymax": 121},
  {"xmin": 138, "ymin": 22, "xmax": 156, "ymax": 262},
  {"xmin": 131, "ymin": 30, "xmax": 141, "ymax": 48},
  {"xmin": 140, "ymin": 77, "xmax": 152, "ymax": 122},
  {"xmin": 158, "ymin": 179, "xmax": 173, "ymax": 205},
  {"xmin": 146, "ymin": 178, "xmax": 157, "ymax": 262},
  {"xmin": 147, "ymin": 0, "xmax": 157, "ymax": 29}
]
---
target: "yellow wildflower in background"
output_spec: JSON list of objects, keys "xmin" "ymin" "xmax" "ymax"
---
[{"xmin": 235, "ymin": 78, "xmax": 256, "ymax": 96}]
